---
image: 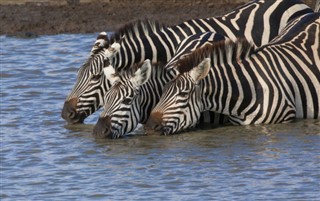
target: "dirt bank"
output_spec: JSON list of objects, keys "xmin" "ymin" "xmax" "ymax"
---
[{"xmin": 0, "ymin": 0, "xmax": 316, "ymax": 37}]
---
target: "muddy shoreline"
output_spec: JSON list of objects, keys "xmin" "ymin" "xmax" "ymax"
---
[
  {"xmin": 0, "ymin": 0, "xmax": 253, "ymax": 37},
  {"xmin": 0, "ymin": 0, "xmax": 316, "ymax": 37}
]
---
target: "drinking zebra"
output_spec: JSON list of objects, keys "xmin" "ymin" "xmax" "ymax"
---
[
  {"xmin": 61, "ymin": 0, "xmax": 312, "ymax": 125},
  {"xmin": 93, "ymin": 32, "xmax": 228, "ymax": 138},
  {"xmin": 91, "ymin": 1, "xmax": 314, "ymax": 138},
  {"xmin": 61, "ymin": 21, "xmax": 164, "ymax": 123},
  {"xmin": 147, "ymin": 13, "xmax": 320, "ymax": 135}
]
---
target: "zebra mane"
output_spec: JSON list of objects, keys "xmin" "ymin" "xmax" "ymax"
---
[
  {"xmin": 176, "ymin": 38, "xmax": 256, "ymax": 74},
  {"xmin": 114, "ymin": 61, "xmax": 165, "ymax": 78},
  {"xmin": 109, "ymin": 19, "xmax": 166, "ymax": 44}
]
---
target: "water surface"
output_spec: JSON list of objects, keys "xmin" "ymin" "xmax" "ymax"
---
[{"xmin": 1, "ymin": 34, "xmax": 319, "ymax": 200}]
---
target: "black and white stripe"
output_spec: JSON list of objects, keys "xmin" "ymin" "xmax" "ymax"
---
[
  {"xmin": 93, "ymin": 32, "xmax": 228, "ymax": 138},
  {"xmin": 62, "ymin": 0, "xmax": 312, "ymax": 125},
  {"xmin": 148, "ymin": 13, "xmax": 320, "ymax": 135}
]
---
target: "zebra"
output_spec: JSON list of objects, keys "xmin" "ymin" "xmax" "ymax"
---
[
  {"xmin": 147, "ymin": 12, "xmax": 320, "ymax": 135},
  {"xmin": 91, "ymin": 1, "xmax": 314, "ymax": 138},
  {"xmin": 61, "ymin": 21, "xmax": 164, "ymax": 123},
  {"xmin": 61, "ymin": 0, "xmax": 312, "ymax": 124},
  {"xmin": 93, "ymin": 32, "xmax": 228, "ymax": 138}
]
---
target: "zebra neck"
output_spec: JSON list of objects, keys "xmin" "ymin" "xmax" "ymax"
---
[
  {"xmin": 199, "ymin": 41, "xmax": 257, "ymax": 118},
  {"xmin": 139, "ymin": 66, "xmax": 175, "ymax": 124},
  {"xmin": 112, "ymin": 25, "xmax": 187, "ymax": 70},
  {"xmin": 199, "ymin": 62, "xmax": 254, "ymax": 120}
]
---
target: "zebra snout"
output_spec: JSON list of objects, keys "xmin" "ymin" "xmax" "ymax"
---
[
  {"xmin": 61, "ymin": 98, "xmax": 84, "ymax": 124},
  {"xmin": 146, "ymin": 112, "xmax": 164, "ymax": 132},
  {"xmin": 92, "ymin": 116, "xmax": 111, "ymax": 139}
]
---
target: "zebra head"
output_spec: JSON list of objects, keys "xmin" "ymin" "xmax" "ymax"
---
[
  {"xmin": 92, "ymin": 60, "xmax": 152, "ymax": 139},
  {"xmin": 147, "ymin": 58, "xmax": 211, "ymax": 135},
  {"xmin": 61, "ymin": 32, "xmax": 119, "ymax": 124}
]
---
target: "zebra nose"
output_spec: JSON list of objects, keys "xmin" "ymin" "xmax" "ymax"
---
[
  {"xmin": 146, "ymin": 111, "xmax": 163, "ymax": 131},
  {"xmin": 61, "ymin": 98, "xmax": 82, "ymax": 123},
  {"xmin": 92, "ymin": 116, "xmax": 111, "ymax": 139}
]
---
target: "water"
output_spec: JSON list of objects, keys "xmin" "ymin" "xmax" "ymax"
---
[{"xmin": 1, "ymin": 34, "xmax": 320, "ymax": 200}]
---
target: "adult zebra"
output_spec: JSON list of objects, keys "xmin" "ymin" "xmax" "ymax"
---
[
  {"xmin": 147, "ymin": 13, "xmax": 320, "ymax": 135},
  {"xmin": 61, "ymin": 21, "xmax": 164, "ymax": 123},
  {"xmin": 92, "ymin": 2, "xmax": 314, "ymax": 138},
  {"xmin": 61, "ymin": 0, "xmax": 312, "ymax": 124}
]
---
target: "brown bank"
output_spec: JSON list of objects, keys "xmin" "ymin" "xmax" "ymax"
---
[{"xmin": 0, "ymin": 0, "xmax": 316, "ymax": 37}]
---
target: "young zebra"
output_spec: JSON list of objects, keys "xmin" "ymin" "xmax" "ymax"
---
[
  {"xmin": 147, "ymin": 13, "xmax": 320, "ymax": 135},
  {"xmin": 61, "ymin": 0, "xmax": 312, "ymax": 124}
]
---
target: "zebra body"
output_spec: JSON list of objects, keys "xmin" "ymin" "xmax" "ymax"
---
[
  {"xmin": 61, "ymin": 0, "xmax": 312, "ymax": 125},
  {"xmin": 111, "ymin": 0, "xmax": 311, "ymax": 69},
  {"xmin": 147, "ymin": 13, "xmax": 320, "ymax": 135},
  {"xmin": 91, "ymin": 0, "xmax": 314, "ymax": 138}
]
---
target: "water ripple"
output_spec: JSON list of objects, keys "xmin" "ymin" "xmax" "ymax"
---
[{"xmin": 1, "ymin": 34, "xmax": 319, "ymax": 200}]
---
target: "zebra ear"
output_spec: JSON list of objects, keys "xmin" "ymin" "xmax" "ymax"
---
[
  {"xmin": 90, "ymin": 32, "xmax": 109, "ymax": 54},
  {"xmin": 190, "ymin": 58, "xmax": 211, "ymax": 82},
  {"xmin": 132, "ymin": 59, "xmax": 152, "ymax": 87},
  {"xmin": 103, "ymin": 66, "xmax": 118, "ymax": 85},
  {"xmin": 105, "ymin": 42, "xmax": 121, "ymax": 58}
]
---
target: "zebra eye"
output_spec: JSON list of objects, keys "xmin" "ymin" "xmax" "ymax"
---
[
  {"xmin": 179, "ymin": 92, "xmax": 189, "ymax": 97},
  {"xmin": 122, "ymin": 98, "xmax": 133, "ymax": 105},
  {"xmin": 91, "ymin": 74, "xmax": 101, "ymax": 81}
]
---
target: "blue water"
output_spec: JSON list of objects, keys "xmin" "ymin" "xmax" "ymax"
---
[{"xmin": 1, "ymin": 34, "xmax": 320, "ymax": 200}]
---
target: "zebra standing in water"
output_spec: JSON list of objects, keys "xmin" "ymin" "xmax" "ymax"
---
[
  {"xmin": 61, "ymin": 21, "xmax": 164, "ymax": 123},
  {"xmin": 61, "ymin": 0, "xmax": 312, "ymax": 125},
  {"xmin": 147, "ymin": 13, "xmax": 320, "ymax": 135},
  {"xmin": 93, "ymin": 32, "xmax": 228, "ymax": 138},
  {"xmin": 91, "ymin": 1, "xmax": 314, "ymax": 138}
]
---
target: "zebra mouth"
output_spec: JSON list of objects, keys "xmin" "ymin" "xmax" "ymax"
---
[
  {"xmin": 92, "ymin": 116, "xmax": 113, "ymax": 139},
  {"xmin": 71, "ymin": 112, "xmax": 86, "ymax": 124},
  {"xmin": 92, "ymin": 115, "xmax": 126, "ymax": 139},
  {"xmin": 108, "ymin": 124, "xmax": 125, "ymax": 139},
  {"xmin": 61, "ymin": 100, "xmax": 87, "ymax": 124},
  {"xmin": 110, "ymin": 130, "xmax": 122, "ymax": 139},
  {"xmin": 62, "ymin": 110, "xmax": 86, "ymax": 124}
]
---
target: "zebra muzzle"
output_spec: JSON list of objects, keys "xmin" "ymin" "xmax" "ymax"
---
[
  {"xmin": 61, "ymin": 98, "xmax": 85, "ymax": 124},
  {"xmin": 146, "ymin": 111, "xmax": 164, "ymax": 132},
  {"xmin": 92, "ymin": 116, "xmax": 112, "ymax": 139}
]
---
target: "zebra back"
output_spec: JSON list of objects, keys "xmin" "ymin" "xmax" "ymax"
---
[
  {"xmin": 148, "ymin": 12, "xmax": 320, "ymax": 134},
  {"xmin": 62, "ymin": 0, "xmax": 313, "ymax": 125}
]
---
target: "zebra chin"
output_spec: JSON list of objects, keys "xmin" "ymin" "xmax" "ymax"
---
[{"xmin": 146, "ymin": 112, "xmax": 175, "ymax": 135}]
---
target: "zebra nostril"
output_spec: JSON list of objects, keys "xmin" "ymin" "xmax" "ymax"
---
[
  {"xmin": 146, "ymin": 111, "xmax": 163, "ymax": 130},
  {"xmin": 62, "ymin": 98, "xmax": 79, "ymax": 122},
  {"xmin": 69, "ymin": 110, "xmax": 76, "ymax": 119},
  {"xmin": 104, "ymin": 126, "xmax": 110, "ymax": 136},
  {"xmin": 162, "ymin": 127, "xmax": 170, "ymax": 135},
  {"xmin": 92, "ymin": 116, "xmax": 112, "ymax": 139}
]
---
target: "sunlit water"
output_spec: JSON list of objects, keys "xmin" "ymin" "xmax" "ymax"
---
[{"xmin": 1, "ymin": 34, "xmax": 320, "ymax": 200}]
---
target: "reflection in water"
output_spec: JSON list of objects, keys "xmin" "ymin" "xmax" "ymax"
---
[{"xmin": 1, "ymin": 35, "xmax": 320, "ymax": 200}]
